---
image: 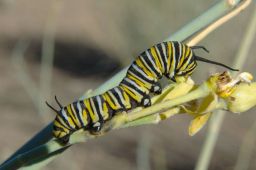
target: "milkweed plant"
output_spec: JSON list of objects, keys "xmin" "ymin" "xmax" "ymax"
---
[{"xmin": 0, "ymin": 0, "xmax": 254, "ymax": 169}]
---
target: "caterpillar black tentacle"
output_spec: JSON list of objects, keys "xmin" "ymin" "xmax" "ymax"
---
[
  {"xmin": 54, "ymin": 95, "xmax": 63, "ymax": 108},
  {"xmin": 191, "ymin": 46, "xmax": 210, "ymax": 53},
  {"xmin": 194, "ymin": 55, "xmax": 239, "ymax": 71},
  {"xmin": 46, "ymin": 41, "xmax": 238, "ymax": 144}
]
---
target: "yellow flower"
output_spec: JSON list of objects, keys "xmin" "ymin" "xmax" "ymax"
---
[{"xmin": 227, "ymin": 82, "xmax": 256, "ymax": 113}]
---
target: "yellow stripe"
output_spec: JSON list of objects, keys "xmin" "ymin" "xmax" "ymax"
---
[
  {"xmin": 135, "ymin": 59, "xmax": 154, "ymax": 78},
  {"xmin": 84, "ymin": 99, "xmax": 98, "ymax": 123},
  {"xmin": 127, "ymin": 74, "xmax": 151, "ymax": 89},
  {"xmin": 186, "ymin": 67, "xmax": 196, "ymax": 75},
  {"xmin": 79, "ymin": 103, "xmax": 88, "ymax": 126},
  {"xmin": 187, "ymin": 62, "xmax": 194, "ymax": 69},
  {"xmin": 166, "ymin": 42, "xmax": 172, "ymax": 71},
  {"xmin": 108, "ymin": 91, "xmax": 122, "ymax": 108},
  {"xmin": 186, "ymin": 46, "xmax": 191, "ymax": 57},
  {"xmin": 170, "ymin": 43, "xmax": 176, "ymax": 74},
  {"xmin": 102, "ymin": 102, "xmax": 109, "ymax": 120},
  {"xmin": 67, "ymin": 105, "xmax": 79, "ymax": 127},
  {"xmin": 122, "ymin": 91, "xmax": 131, "ymax": 109},
  {"xmin": 150, "ymin": 47, "xmax": 162, "ymax": 72},
  {"xmin": 103, "ymin": 93, "xmax": 119, "ymax": 110},
  {"xmin": 53, "ymin": 130, "xmax": 61, "ymax": 138},
  {"xmin": 59, "ymin": 132, "xmax": 66, "ymax": 138},
  {"xmin": 177, "ymin": 44, "xmax": 186, "ymax": 69},
  {"xmin": 54, "ymin": 121, "xmax": 69, "ymax": 133},
  {"xmin": 71, "ymin": 104, "xmax": 81, "ymax": 127},
  {"xmin": 121, "ymin": 85, "xmax": 142, "ymax": 102},
  {"xmin": 180, "ymin": 52, "xmax": 193, "ymax": 71}
]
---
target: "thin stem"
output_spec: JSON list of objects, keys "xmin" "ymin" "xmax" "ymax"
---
[
  {"xmin": 233, "ymin": 121, "xmax": 256, "ymax": 170},
  {"xmin": 0, "ymin": 0, "xmax": 251, "ymax": 169},
  {"xmin": 11, "ymin": 40, "xmax": 40, "ymax": 108},
  {"xmin": 127, "ymin": 84, "xmax": 210, "ymax": 122},
  {"xmin": 38, "ymin": 0, "xmax": 62, "ymax": 116},
  {"xmin": 195, "ymin": 111, "xmax": 226, "ymax": 170}
]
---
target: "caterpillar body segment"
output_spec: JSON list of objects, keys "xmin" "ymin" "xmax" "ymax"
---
[{"xmin": 46, "ymin": 41, "xmax": 238, "ymax": 144}]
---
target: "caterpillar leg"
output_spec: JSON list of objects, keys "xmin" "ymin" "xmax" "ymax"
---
[
  {"xmin": 90, "ymin": 120, "xmax": 104, "ymax": 135},
  {"xmin": 58, "ymin": 135, "xmax": 70, "ymax": 145},
  {"xmin": 150, "ymin": 82, "xmax": 162, "ymax": 95},
  {"xmin": 141, "ymin": 95, "xmax": 151, "ymax": 107}
]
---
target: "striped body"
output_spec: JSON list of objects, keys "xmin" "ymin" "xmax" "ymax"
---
[
  {"xmin": 119, "ymin": 41, "xmax": 197, "ymax": 106},
  {"xmin": 51, "ymin": 41, "xmax": 201, "ymax": 144}
]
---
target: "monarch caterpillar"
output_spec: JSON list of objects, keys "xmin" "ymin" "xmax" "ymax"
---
[{"xmin": 46, "ymin": 41, "xmax": 238, "ymax": 144}]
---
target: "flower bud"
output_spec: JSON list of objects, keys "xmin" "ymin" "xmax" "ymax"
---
[{"xmin": 227, "ymin": 83, "xmax": 256, "ymax": 113}]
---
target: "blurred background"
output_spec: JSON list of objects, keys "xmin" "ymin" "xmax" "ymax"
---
[{"xmin": 0, "ymin": 0, "xmax": 255, "ymax": 169}]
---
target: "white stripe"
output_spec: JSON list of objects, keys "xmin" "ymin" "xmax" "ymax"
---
[
  {"xmin": 61, "ymin": 109, "xmax": 75, "ymax": 128},
  {"xmin": 77, "ymin": 102, "xmax": 85, "ymax": 126},
  {"xmin": 169, "ymin": 43, "xmax": 176, "ymax": 77},
  {"xmin": 161, "ymin": 43, "xmax": 168, "ymax": 73},
  {"xmin": 179, "ymin": 42, "xmax": 182, "ymax": 61},
  {"xmin": 132, "ymin": 61, "xmax": 157, "ymax": 81},
  {"xmin": 125, "ymin": 78, "xmax": 147, "ymax": 93},
  {"xmin": 145, "ymin": 50, "xmax": 161, "ymax": 74},
  {"xmin": 140, "ymin": 55, "xmax": 158, "ymax": 78},
  {"xmin": 71, "ymin": 104, "xmax": 81, "ymax": 127},
  {"xmin": 128, "ymin": 71, "xmax": 151, "ymax": 88},
  {"xmin": 155, "ymin": 45, "xmax": 165, "ymax": 73},
  {"xmin": 108, "ymin": 90, "xmax": 121, "ymax": 108},
  {"xmin": 184, "ymin": 52, "xmax": 193, "ymax": 70},
  {"xmin": 161, "ymin": 43, "xmax": 167, "ymax": 60},
  {"xmin": 115, "ymin": 87, "xmax": 131, "ymax": 109},
  {"xmin": 96, "ymin": 96, "xmax": 104, "ymax": 118},
  {"xmin": 132, "ymin": 64, "xmax": 154, "ymax": 81},
  {"xmin": 121, "ymin": 83, "xmax": 142, "ymax": 99},
  {"xmin": 114, "ymin": 87, "xmax": 125, "ymax": 105},
  {"xmin": 90, "ymin": 98, "xmax": 99, "ymax": 122},
  {"xmin": 61, "ymin": 109, "xmax": 69, "ymax": 122}
]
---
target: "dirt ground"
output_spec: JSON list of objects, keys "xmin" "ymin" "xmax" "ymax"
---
[{"xmin": 0, "ymin": 0, "xmax": 256, "ymax": 170}]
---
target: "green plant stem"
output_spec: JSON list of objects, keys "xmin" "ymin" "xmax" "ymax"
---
[
  {"xmin": 166, "ymin": 0, "xmax": 232, "ymax": 42},
  {"xmin": 127, "ymin": 83, "xmax": 210, "ymax": 122},
  {"xmin": 11, "ymin": 40, "xmax": 40, "ymax": 108},
  {"xmin": 38, "ymin": 1, "xmax": 61, "ymax": 116},
  {"xmin": 122, "ymin": 107, "xmax": 180, "ymax": 128},
  {"xmin": 0, "ymin": 0, "xmax": 251, "ymax": 169}
]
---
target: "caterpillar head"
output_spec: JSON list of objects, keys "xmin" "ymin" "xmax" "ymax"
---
[
  {"xmin": 46, "ymin": 96, "xmax": 71, "ymax": 145},
  {"xmin": 52, "ymin": 114, "xmax": 72, "ymax": 144},
  {"xmin": 176, "ymin": 45, "xmax": 238, "ymax": 80},
  {"xmin": 175, "ymin": 46, "xmax": 197, "ymax": 79}
]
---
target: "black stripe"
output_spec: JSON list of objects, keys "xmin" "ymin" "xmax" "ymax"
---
[
  {"xmin": 65, "ymin": 106, "xmax": 79, "ymax": 129},
  {"xmin": 177, "ymin": 47, "xmax": 192, "ymax": 72},
  {"xmin": 80, "ymin": 101, "xmax": 91, "ymax": 127},
  {"xmin": 173, "ymin": 41, "xmax": 181, "ymax": 71},
  {"xmin": 56, "ymin": 116, "xmax": 71, "ymax": 130},
  {"xmin": 113, "ymin": 87, "xmax": 126, "ymax": 110},
  {"xmin": 59, "ymin": 109, "xmax": 73, "ymax": 130},
  {"xmin": 128, "ymin": 65, "xmax": 155, "ymax": 84},
  {"xmin": 169, "ymin": 42, "xmax": 174, "ymax": 74},
  {"xmin": 140, "ymin": 51, "xmax": 161, "ymax": 78},
  {"xmin": 157, "ymin": 42, "xmax": 168, "ymax": 74},
  {"xmin": 92, "ymin": 96, "xmax": 104, "ymax": 122},
  {"xmin": 183, "ymin": 51, "xmax": 194, "ymax": 71},
  {"xmin": 121, "ymin": 78, "xmax": 145, "ymax": 96},
  {"xmin": 73, "ymin": 101, "xmax": 84, "ymax": 127},
  {"xmin": 106, "ymin": 90, "xmax": 118, "ymax": 108}
]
